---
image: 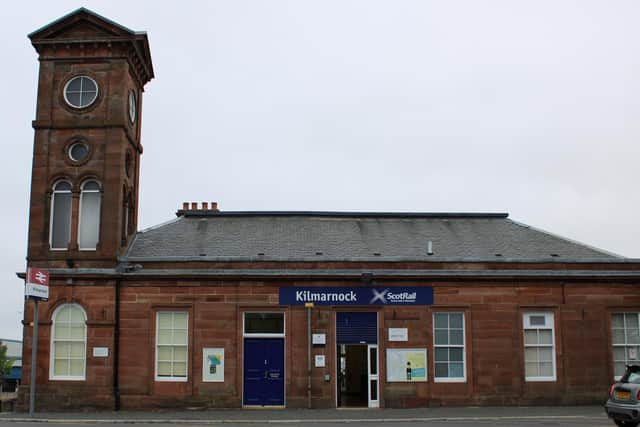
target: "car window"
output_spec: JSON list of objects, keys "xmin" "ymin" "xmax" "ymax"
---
[{"xmin": 628, "ymin": 372, "xmax": 640, "ymax": 384}]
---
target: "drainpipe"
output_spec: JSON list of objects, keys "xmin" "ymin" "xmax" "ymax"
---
[
  {"xmin": 113, "ymin": 279, "xmax": 121, "ymax": 411},
  {"xmin": 305, "ymin": 303, "xmax": 313, "ymax": 409}
]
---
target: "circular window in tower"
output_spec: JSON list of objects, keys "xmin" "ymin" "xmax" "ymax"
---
[
  {"xmin": 63, "ymin": 76, "xmax": 99, "ymax": 109},
  {"xmin": 69, "ymin": 142, "xmax": 90, "ymax": 162},
  {"xmin": 128, "ymin": 90, "xmax": 137, "ymax": 124}
]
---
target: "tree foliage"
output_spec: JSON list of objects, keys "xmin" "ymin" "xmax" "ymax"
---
[{"xmin": 0, "ymin": 344, "xmax": 14, "ymax": 377}]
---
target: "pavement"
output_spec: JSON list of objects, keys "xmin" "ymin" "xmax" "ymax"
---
[{"xmin": 0, "ymin": 405, "xmax": 608, "ymax": 424}]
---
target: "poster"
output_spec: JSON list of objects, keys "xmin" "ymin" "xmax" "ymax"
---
[
  {"xmin": 202, "ymin": 348, "xmax": 224, "ymax": 382},
  {"xmin": 386, "ymin": 348, "xmax": 427, "ymax": 382}
]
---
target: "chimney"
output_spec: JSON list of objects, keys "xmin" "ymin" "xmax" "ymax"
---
[
  {"xmin": 202, "ymin": 202, "xmax": 209, "ymax": 210},
  {"xmin": 191, "ymin": 202, "xmax": 198, "ymax": 210},
  {"xmin": 211, "ymin": 202, "xmax": 218, "ymax": 211},
  {"xmin": 177, "ymin": 201, "xmax": 220, "ymax": 216},
  {"xmin": 182, "ymin": 202, "xmax": 189, "ymax": 210}
]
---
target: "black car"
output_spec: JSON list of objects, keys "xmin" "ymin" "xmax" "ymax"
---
[{"xmin": 606, "ymin": 364, "xmax": 640, "ymax": 427}]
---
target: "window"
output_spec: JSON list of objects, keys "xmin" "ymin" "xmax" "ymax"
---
[
  {"xmin": 63, "ymin": 76, "xmax": 98, "ymax": 109},
  {"xmin": 244, "ymin": 313, "xmax": 285, "ymax": 336},
  {"xmin": 433, "ymin": 312, "xmax": 465, "ymax": 382},
  {"xmin": 78, "ymin": 180, "xmax": 101, "ymax": 250},
  {"xmin": 50, "ymin": 181, "xmax": 72, "ymax": 250},
  {"xmin": 612, "ymin": 313, "xmax": 640, "ymax": 378},
  {"xmin": 128, "ymin": 90, "xmax": 137, "ymax": 123},
  {"xmin": 68, "ymin": 142, "xmax": 89, "ymax": 162},
  {"xmin": 155, "ymin": 312, "xmax": 188, "ymax": 381},
  {"xmin": 50, "ymin": 304, "xmax": 86, "ymax": 380},
  {"xmin": 523, "ymin": 312, "xmax": 556, "ymax": 381}
]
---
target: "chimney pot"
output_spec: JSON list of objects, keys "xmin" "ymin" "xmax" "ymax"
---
[
  {"xmin": 202, "ymin": 202, "xmax": 209, "ymax": 210},
  {"xmin": 211, "ymin": 202, "xmax": 218, "ymax": 211},
  {"xmin": 191, "ymin": 202, "xmax": 198, "ymax": 210},
  {"xmin": 182, "ymin": 202, "xmax": 189, "ymax": 210}
]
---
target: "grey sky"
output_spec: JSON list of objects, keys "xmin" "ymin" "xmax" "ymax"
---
[{"xmin": 1, "ymin": 1, "xmax": 639, "ymax": 340}]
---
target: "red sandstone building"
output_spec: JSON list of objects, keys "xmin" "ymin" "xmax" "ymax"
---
[{"xmin": 19, "ymin": 8, "xmax": 640, "ymax": 411}]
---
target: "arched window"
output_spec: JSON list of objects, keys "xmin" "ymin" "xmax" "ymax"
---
[
  {"xmin": 50, "ymin": 304, "xmax": 87, "ymax": 380},
  {"xmin": 78, "ymin": 180, "xmax": 101, "ymax": 250},
  {"xmin": 50, "ymin": 181, "xmax": 72, "ymax": 250}
]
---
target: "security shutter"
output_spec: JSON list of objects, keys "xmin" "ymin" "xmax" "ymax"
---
[{"xmin": 336, "ymin": 312, "xmax": 377, "ymax": 344}]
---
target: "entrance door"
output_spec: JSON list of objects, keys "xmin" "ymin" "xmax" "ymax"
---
[{"xmin": 243, "ymin": 338, "xmax": 285, "ymax": 406}]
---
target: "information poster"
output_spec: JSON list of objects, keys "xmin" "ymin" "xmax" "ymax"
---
[
  {"xmin": 386, "ymin": 348, "xmax": 427, "ymax": 382},
  {"xmin": 203, "ymin": 348, "xmax": 224, "ymax": 382}
]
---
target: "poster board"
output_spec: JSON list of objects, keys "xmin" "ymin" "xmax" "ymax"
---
[
  {"xmin": 386, "ymin": 348, "xmax": 427, "ymax": 382},
  {"xmin": 202, "ymin": 348, "xmax": 224, "ymax": 382}
]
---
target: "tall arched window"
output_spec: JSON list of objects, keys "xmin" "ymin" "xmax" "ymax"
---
[
  {"xmin": 50, "ymin": 181, "xmax": 72, "ymax": 250},
  {"xmin": 50, "ymin": 304, "xmax": 87, "ymax": 380},
  {"xmin": 78, "ymin": 180, "xmax": 101, "ymax": 250}
]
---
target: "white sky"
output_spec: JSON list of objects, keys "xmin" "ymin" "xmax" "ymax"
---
[{"xmin": 1, "ymin": 1, "xmax": 639, "ymax": 340}]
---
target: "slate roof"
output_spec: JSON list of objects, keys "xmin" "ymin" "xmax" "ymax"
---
[{"xmin": 123, "ymin": 212, "xmax": 620, "ymax": 262}]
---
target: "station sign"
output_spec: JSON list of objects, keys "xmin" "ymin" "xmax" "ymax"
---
[
  {"xmin": 279, "ymin": 286, "xmax": 433, "ymax": 306},
  {"xmin": 25, "ymin": 268, "xmax": 49, "ymax": 301}
]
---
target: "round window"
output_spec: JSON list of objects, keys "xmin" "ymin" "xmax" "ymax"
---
[
  {"xmin": 128, "ymin": 91, "xmax": 136, "ymax": 124},
  {"xmin": 69, "ymin": 143, "xmax": 89, "ymax": 162},
  {"xmin": 63, "ymin": 76, "xmax": 98, "ymax": 109}
]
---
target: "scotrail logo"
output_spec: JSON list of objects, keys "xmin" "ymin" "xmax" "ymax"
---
[{"xmin": 370, "ymin": 288, "xmax": 417, "ymax": 304}]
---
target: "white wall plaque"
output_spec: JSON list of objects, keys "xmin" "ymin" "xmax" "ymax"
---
[
  {"xmin": 93, "ymin": 347, "xmax": 109, "ymax": 357},
  {"xmin": 388, "ymin": 328, "xmax": 408, "ymax": 342},
  {"xmin": 312, "ymin": 333, "xmax": 326, "ymax": 345},
  {"xmin": 315, "ymin": 355, "xmax": 326, "ymax": 368},
  {"xmin": 203, "ymin": 348, "xmax": 224, "ymax": 382}
]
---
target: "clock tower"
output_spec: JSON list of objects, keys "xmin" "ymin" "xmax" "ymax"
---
[{"xmin": 27, "ymin": 8, "xmax": 154, "ymax": 268}]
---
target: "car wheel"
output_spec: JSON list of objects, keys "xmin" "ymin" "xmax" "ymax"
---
[{"xmin": 615, "ymin": 421, "xmax": 640, "ymax": 427}]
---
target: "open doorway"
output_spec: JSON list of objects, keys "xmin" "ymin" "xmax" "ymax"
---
[{"xmin": 337, "ymin": 344, "xmax": 368, "ymax": 407}]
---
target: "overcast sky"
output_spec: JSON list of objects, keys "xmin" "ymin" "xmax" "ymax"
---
[{"xmin": 1, "ymin": 1, "xmax": 639, "ymax": 340}]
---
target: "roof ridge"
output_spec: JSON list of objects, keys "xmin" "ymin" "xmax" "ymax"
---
[{"xmin": 180, "ymin": 211, "xmax": 509, "ymax": 219}]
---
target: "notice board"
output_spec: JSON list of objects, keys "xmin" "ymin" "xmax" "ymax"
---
[{"xmin": 386, "ymin": 348, "xmax": 427, "ymax": 382}]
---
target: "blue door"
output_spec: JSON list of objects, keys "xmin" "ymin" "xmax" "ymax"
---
[{"xmin": 243, "ymin": 338, "xmax": 285, "ymax": 406}]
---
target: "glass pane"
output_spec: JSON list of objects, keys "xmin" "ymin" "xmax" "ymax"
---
[
  {"xmin": 70, "ymin": 359, "xmax": 84, "ymax": 376},
  {"xmin": 174, "ymin": 346, "xmax": 187, "ymax": 362},
  {"xmin": 613, "ymin": 329, "xmax": 626, "ymax": 345},
  {"xmin": 80, "ymin": 91, "xmax": 97, "ymax": 107},
  {"xmin": 51, "ymin": 192, "xmax": 72, "ymax": 249},
  {"xmin": 626, "ymin": 313, "xmax": 639, "ymax": 328},
  {"xmin": 613, "ymin": 346, "xmax": 626, "ymax": 361},
  {"xmin": 157, "ymin": 330, "xmax": 172, "ymax": 345},
  {"xmin": 539, "ymin": 330, "xmax": 553, "ymax": 345},
  {"xmin": 157, "ymin": 347, "xmax": 171, "ymax": 361},
  {"xmin": 158, "ymin": 313, "xmax": 172, "ymax": 329},
  {"xmin": 79, "ymin": 191, "xmax": 101, "ymax": 249},
  {"xmin": 55, "ymin": 324, "xmax": 70, "ymax": 339},
  {"xmin": 66, "ymin": 92, "xmax": 81, "ymax": 106},
  {"xmin": 612, "ymin": 314, "xmax": 625, "ymax": 328},
  {"xmin": 524, "ymin": 330, "xmax": 538, "ymax": 345},
  {"xmin": 173, "ymin": 312, "xmax": 188, "ymax": 329},
  {"xmin": 369, "ymin": 348, "xmax": 377, "ymax": 375},
  {"xmin": 524, "ymin": 348, "xmax": 538, "ymax": 363},
  {"xmin": 434, "ymin": 362, "xmax": 448, "ymax": 378},
  {"xmin": 370, "ymin": 379, "xmax": 378, "ymax": 400},
  {"xmin": 435, "ymin": 330, "xmax": 448, "ymax": 345},
  {"xmin": 70, "ymin": 326, "xmax": 85, "ymax": 339},
  {"xmin": 54, "ymin": 182, "xmax": 72, "ymax": 192},
  {"xmin": 157, "ymin": 361, "xmax": 171, "ymax": 376},
  {"xmin": 434, "ymin": 313, "xmax": 448, "ymax": 329},
  {"xmin": 539, "ymin": 348, "xmax": 553, "ymax": 362},
  {"xmin": 70, "ymin": 144, "xmax": 89, "ymax": 162},
  {"xmin": 450, "ymin": 313, "xmax": 463, "ymax": 329},
  {"xmin": 450, "ymin": 329, "xmax": 463, "ymax": 346},
  {"xmin": 244, "ymin": 313, "xmax": 284, "ymax": 334},
  {"xmin": 450, "ymin": 362, "xmax": 464, "ymax": 378},
  {"xmin": 434, "ymin": 348, "xmax": 448, "ymax": 362},
  {"xmin": 67, "ymin": 77, "xmax": 82, "ymax": 92},
  {"xmin": 629, "ymin": 346, "xmax": 640, "ymax": 361},
  {"xmin": 529, "ymin": 315, "xmax": 546, "ymax": 326},
  {"xmin": 54, "ymin": 359, "xmax": 68, "ymax": 376},
  {"xmin": 173, "ymin": 362, "xmax": 187, "ymax": 376},
  {"xmin": 69, "ymin": 308, "xmax": 84, "ymax": 322},
  {"xmin": 55, "ymin": 342, "xmax": 70, "ymax": 356},
  {"xmin": 539, "ymin": 362, "xmax": 553, "ymax": 377},
  {"xmin": 173, "ymin": 330, "xmax": 188, "ymax": 344},
  {"xmin": 615, "ymin": 362, "xmax": 626, "ymax": 378},
  {"xmin": 525, "ymin": 362, "xmax": 538, "ymax": 377},
  {"xmin": 70, "ymin": 342, "xmax": 85, "ymax": 357},
  {"xmin": 82, "ymin": 181, "xmax": 99, "ymax": 191},
  {"xmin": 450, "ymin": 348, "xmax": 463, "ymax": 362},
  {"xmin": 627, "ymin": 329, "xmax": 640, "ymax": 344}
]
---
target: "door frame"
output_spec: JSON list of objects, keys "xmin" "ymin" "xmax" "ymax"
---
[{"xmin": 242, "ymin": 311, "xmax": 286, "ymax": 408}]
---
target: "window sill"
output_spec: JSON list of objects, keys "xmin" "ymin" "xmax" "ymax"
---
[
  {"xmin": 525, "ymin": 377, "xmax": 557, "ymax": 382},
  {"xmin": 49, "ymin": 376, "xmax": 86, "ymax": 381},
  {"xmin": 155, "ymin": 376, "xmax": 188, "ymax": 382},
  {"xmin": 434, "ymin": 377, "xmax": 466, "ymax": 383}
]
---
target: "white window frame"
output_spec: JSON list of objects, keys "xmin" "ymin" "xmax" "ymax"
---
[
  {"xmin": 63, "ymin": 75, "xmax": 99, "ymax": 109},
  {"xmin": 155, "ymin": 311, "xmax": 189, "ymax": 382},
  {"xmin": 243, "ymin": 312, "xmax": 286, "ymax": 338},
  {"xmin": 433, "ymin": 312, "xmax": 466, "ymax": 383},
  {"xmin": 49, "ymin": 180, "xmax": 72, "ymax": 251},
  {"xmin": 612, "ymin": 312, "xmax": 640, "ymax": 380},
  {"xmin": 523, "ymin": 312, "xmax": 556, "ymax": 382},
  {"xmin": 78, "ymin": 180, "xmax": 101, "ymax": 251},
  {"xmin": 49, "ymin": 303, "xmax": 87, "ymax": 381}
]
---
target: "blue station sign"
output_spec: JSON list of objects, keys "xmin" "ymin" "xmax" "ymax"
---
[{"xmin": 279, "ymin": 287, "xmax": 433, "ymax": 306}]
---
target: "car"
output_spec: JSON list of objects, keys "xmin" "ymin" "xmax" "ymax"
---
[{"xmin": 605, "ymin": 364, "xmax": 640, "ymax": 427}]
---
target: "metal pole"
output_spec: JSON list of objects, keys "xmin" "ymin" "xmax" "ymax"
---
[
  {"xmin": 29, "ymin": 300, "xmax": 38, "ymax": 416},
  {"xmin": 307, "ymin": 305, "xmax": 312, "ymax": 409}
]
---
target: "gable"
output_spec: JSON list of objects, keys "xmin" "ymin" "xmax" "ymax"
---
[{"xmin": 29, "ymin": 7, "xmax": 136, "ymax": 42}]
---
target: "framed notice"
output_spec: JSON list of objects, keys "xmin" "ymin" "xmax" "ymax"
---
[
  {"xmin": 203, "ymin": 348, "xmax": 224, "ymax": 382},
  {"xmin": 386, "ymin": 348, "xmax": 427, "ymax": 382}
]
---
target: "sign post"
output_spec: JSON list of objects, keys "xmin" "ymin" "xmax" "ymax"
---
[{"xmin": 25, "ymin": 268, "xmax": 49, "ymax": 417}]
